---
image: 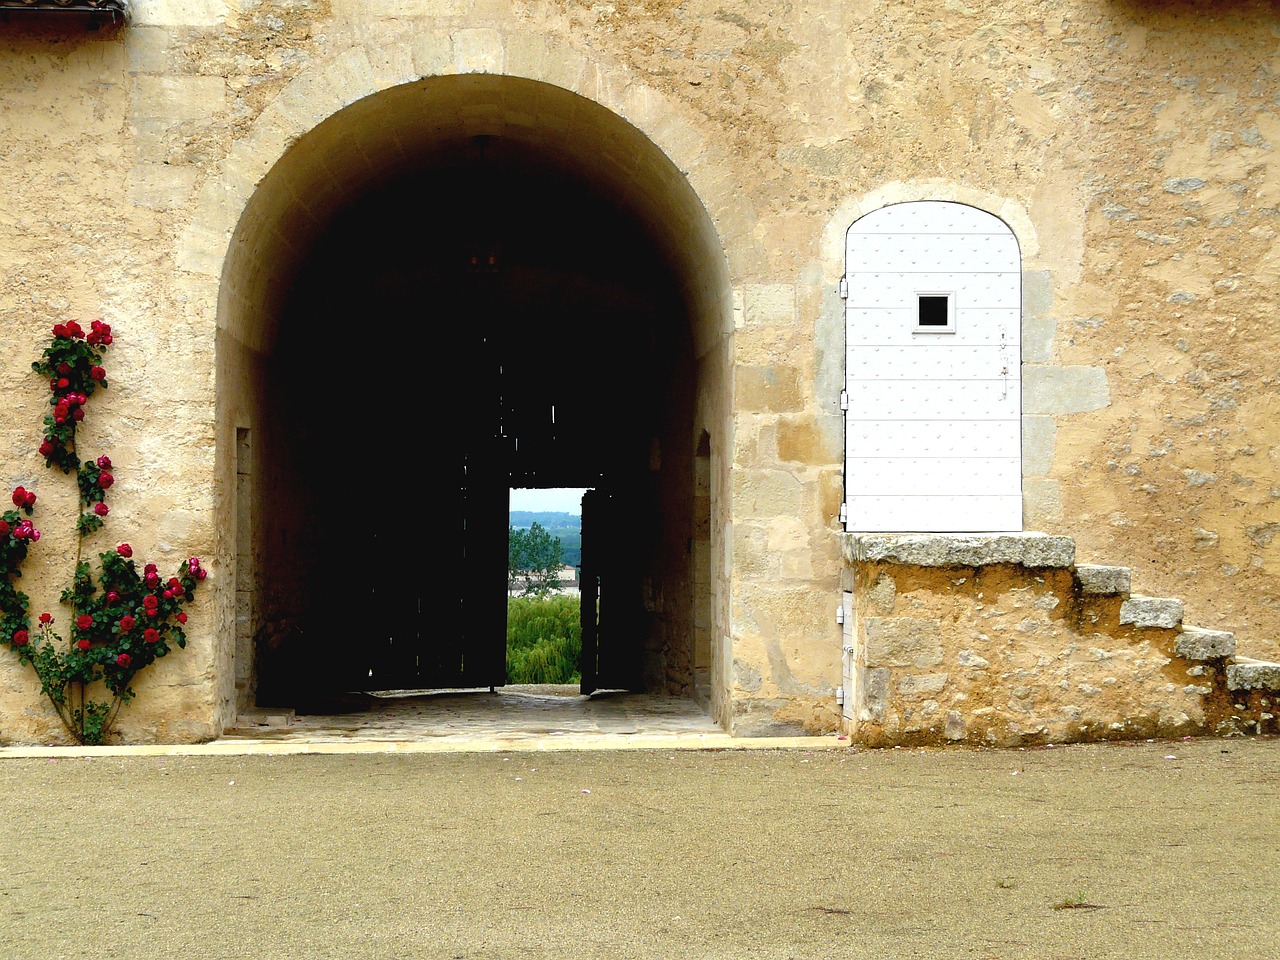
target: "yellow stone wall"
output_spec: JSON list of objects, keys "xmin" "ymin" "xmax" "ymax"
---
[{"xmin": 0, "ymin": 0, "xmax": 1277, "ymax": 742}]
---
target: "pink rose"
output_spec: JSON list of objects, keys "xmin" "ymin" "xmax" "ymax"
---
[
  {"xmin": 97, "ymin": 455, "xmax": 112, "ymax": 469},
  {"xmin": 97, "ymin": 472, "xmax": 113, "ymax": 489}
]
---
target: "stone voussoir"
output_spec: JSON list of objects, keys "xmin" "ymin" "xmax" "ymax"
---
[
  {"xmin": 1226, "ymin": 659, "xmax": 1280, "ymax": 692},
  {"xmin": 1076, "ymin": 563, "xmax": 1132, "ymax": 596},
  {"xmin": 842, "ymin": 532, "xmax": 1075, "ymax": 569},
  {"xmin": 1119, "ymin": 595, "xmax": 1184, "ymax": 629},
  {"xmin": 1175, "ymin": 626, "xmax": 1236, "ymax": 661}
]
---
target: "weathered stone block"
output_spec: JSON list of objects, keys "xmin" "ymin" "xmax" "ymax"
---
[
  {"xmin": 1022, "ymin": 415, "xmax": 1056, "ymax": 477},
  {"xmin": 1119, "ymin": 596, "xmax": 1184, "ymax": 629},
  {"xmin": 844, "ymin": 533, "xmax": 1075, "ymax": 568},
  {"xmin": 1175, "ymin": 626, "xmax": 1236, "ymax": 661},
  {"xmin": 1227, "ymin": 660, "xmax": 1280, "ymax": 691},
  {"xmin": 735, "ymin": 366, "xmax": 803, "ymax": 412},
  {"xmin": 742, "ymin": 284, "xmax": 797, "ymax": 326},
  {"xmin": 864, "ymin": 618, "xmax": 944, "ymax": 668},
  {"xmin": 898, "ymin": 673, "xmax": 949, "ymax": 695},
  {"xmin": 1023, "ymin": 365, "xmax": 1110, "ymax": 414},
  {"xmin": 1076, "ymin": 564, "xmax": 1132, "ymax": 596}
]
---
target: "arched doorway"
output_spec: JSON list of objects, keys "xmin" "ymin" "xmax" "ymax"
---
[{"xmin": 216, "ymin": 75, "xmax": 730, "ymax": 720}]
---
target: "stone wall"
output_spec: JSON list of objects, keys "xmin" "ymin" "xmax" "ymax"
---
[{"xmin": 0, "ymin": 0, "xmax": 1278, "ymax": 742}]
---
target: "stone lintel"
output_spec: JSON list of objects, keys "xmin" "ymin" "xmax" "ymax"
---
[
  {"xmin": 1119, "ymin": 595, "xmax": 1184, "ymax": 629},
  {"xmin": 1175, "ymin": 626, "xmax": 1236, "ymax": 661},
  {"xmin": 1076, "ymin": 564, "xmax": 1132, "ymax": 596},
  {"xmin": 841, "ymin": 532, "xmax": 1075, "ymax": 569},
  {"xmin": 1226, "ymin": 660, "xmax": 1280, "ymax": 692}
]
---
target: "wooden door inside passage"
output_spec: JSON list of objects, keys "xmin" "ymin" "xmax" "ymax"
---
[{"xmin": 843, "ymin": 201, "xmax": 1023, "ymax": 533}]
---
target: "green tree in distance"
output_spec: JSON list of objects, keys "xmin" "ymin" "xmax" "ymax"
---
[{"xmin": 508, "ymin": 521, "xmax": 564, "ymax": 596}]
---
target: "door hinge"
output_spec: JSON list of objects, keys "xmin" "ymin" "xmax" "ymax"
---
[
  {"xmin": 839, "ymin": 389, "xmax": 849, "ymax": 411},
  {"xmin": 838, "ymin": 277, "xmax": 848, "ymax": 299},
  {"xmin": 836, "ymin": 604, "xmax": 845, "ymax": 624},
  {"xmin": 839, "ymin": 503, "xmax": 848, "ymax": 524}
]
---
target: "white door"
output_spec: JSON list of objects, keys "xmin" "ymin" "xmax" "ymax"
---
[{"xmin": 844, "ymin": 201, "xmax": 1022, "ymax": 533}]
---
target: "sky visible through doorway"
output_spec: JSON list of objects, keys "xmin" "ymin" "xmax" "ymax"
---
[{"xmin": 509, "ymin": 487, "xmax": 588, "ymax": 515}]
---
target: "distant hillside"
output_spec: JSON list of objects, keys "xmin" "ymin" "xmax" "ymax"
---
[
  {"xmin": 509, "ymin": 511, "xmax": 582, "ymax": 567},
  {"xmin": 509, "ymin": 510, "xmax": 580, "ymax": 528}
]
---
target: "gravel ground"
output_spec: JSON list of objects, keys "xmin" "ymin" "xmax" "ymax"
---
[{"xmin": 1, "ymin": 736, "xmax": 1277, "ymax": 959}]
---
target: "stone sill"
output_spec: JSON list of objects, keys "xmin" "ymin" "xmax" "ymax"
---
[{"xmin": 840, "ymin": 532, "xmax": 1076, "ymax": 569}]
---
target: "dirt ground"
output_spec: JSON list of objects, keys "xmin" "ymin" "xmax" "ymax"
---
[{"xmin": 1, "ymin": 736, "xmax": 1277, "ymax": 960}]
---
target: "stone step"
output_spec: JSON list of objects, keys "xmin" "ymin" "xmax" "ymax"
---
[
  {"xmin": 1226, "ymin": 658, "xmax": 1280, "ymax": 692},
  {"xmin": 1119, "ymin": 595, "xmax": 1184, "ymax": 629},
  {"xmin": 1076, "ymin": 564, "xmax": 1132, "ymax": 596},
  {"xmin": 232, "ymin": 708, "xmax": 295, "ymax": 730},
  {"xmin": 1175, "ymin": 626, "xmax": 1236, "ymax": 661}
]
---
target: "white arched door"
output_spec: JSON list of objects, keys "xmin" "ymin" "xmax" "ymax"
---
[{"xmin": 843, "ymin": 201, "xmax": 1022, "ymax": 533}]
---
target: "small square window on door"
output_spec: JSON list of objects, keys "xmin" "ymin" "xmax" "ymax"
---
[{"xmin": 915, "ymin": 292, "xmax": 955, "ymax": 333}]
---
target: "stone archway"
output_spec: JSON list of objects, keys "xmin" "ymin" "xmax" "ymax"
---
[{"xmin": 199, "ymin": 44, "xmax": 735, "ymax": 728}]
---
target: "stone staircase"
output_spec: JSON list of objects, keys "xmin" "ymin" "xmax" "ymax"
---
[
  {"xmin": 1078, "ymin": 561, "xmax": 1279, "ymax": 737},
  {"xmin": 840, "ymin": 532, "xmax": 1280, "ymax": 745}
]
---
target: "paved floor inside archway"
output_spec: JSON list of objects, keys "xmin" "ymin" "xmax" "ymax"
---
[{"xmin": 224, "ymin": 685, "xmax": 737, "ymax": 748}]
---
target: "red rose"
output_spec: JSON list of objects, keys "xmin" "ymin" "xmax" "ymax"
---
[
  {"xmin": 76, "ymin": 614, "xmax": 93, "ymax": 630},
  {"xmin": 38, "ymin": 440, "xmax": 55, "ymax": 458},
  {"xmin": 102, "ymin": 334, "xmax": 112, "ymax": 345},
  {"xmin": 12, "ymin": 629, "xmax": 28, "ymax": 647},
  {"xmin": 176, "ymin": 612, "xmax": 188, "ymax": 624},
  {"xmin": 119, "ymin": 615, "xmax": 135, "ymax": 632},
  {"xmin": 97, "ymin": 455, "xmax": 112, "ymax": 469},
  {"xmin": 65, "ymin": 321, "xmax": 83, "ymax": 339},
  {"xmin": 196, "ymin": 568, "xmax": 206, "ymax": 580},
  {"xmin": 38, "ymin": 612, "xmax": 51, "ymax": 624},
  {"xmin": 56, "ymin": 362, "xmax": 70, "ymax": 374},
  {"xmin": 11, "ymin": 487, "xmax": 27, "ymax": 508},
  {"xmin": 0, "ymin": 520, "xmax": 8, "ymax": 537},
  {"xmin": 106, "ymin": 591, "xmax": 120, "ymax": 603},
  {"xmin": 142, "ymin": 595, "xmax": 158, "ymax": 610},
  {"xmin": 116, "ymin": 653, "xmax": 131, "ymax": 669},
  {"xmin": 75, "ymin": 639, "xmax": 91, "ymax": 651},
  {"xmin": 144, "ymin": 563, "xmax": 157, "ymax": 575},
  {"xmin": 93, "ymin": 502, "xmax": 108, "ymax": 517},
  {"xmin": 90, "ymin": 366, "xmax": 106, "ymax": 382},
  {"xmin": 52, "ymin": 323, "xmax": 67, "ymax": 338},
  {"xmin": 97, "ymin": 472, "xmax": 114, "ymax": 489},
  {"xmin": 145, "ymin": 574, "xmax": 159, "ymax": 588},
  {"xmin": 117, "ymin": 543, "xmax": 132, "ymax": 558},
  {"xmin": 146, "ymin": 609, "xmax": 158, "ymax": 618},
  {"xmin": 72, "ymin": 408, "xmax": 85, "ymax": 422},
  {"xmin": 143, "ymin": 628, "xmax": 160, "ymax": 644},
  {"xmin": 167, "ymin": 577, "xmax": 181, "ymax": 590},
  {"xmin": 56, "ymin": 378, "xmax": 69, "ymax": 389}
]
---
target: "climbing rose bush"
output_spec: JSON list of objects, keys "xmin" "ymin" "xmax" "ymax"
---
[{"xmin": 0, "ymin": 320, "xmax": 206, "ymax": 745}]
